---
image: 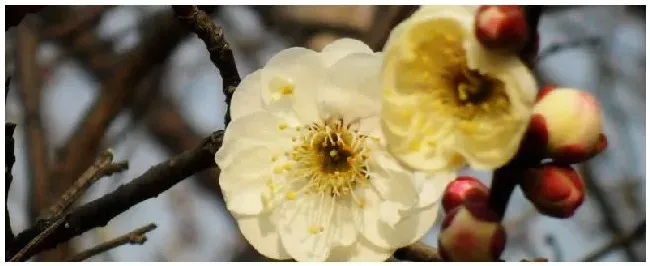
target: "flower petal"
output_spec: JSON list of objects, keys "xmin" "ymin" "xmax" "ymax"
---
[
  {"xmin": 275, "ymin": 195, "xmax": 335, "ymax": 261},
  {"xmin": 235, "ymin": 214, "xmax": 291, "ymax": 260},
  {"xmin": 362, "ymin": 193, "xmax": 441, "ymax": 249},
  {"xmin": 230, "ymin": 70, "xmax": 264, "ymax": 121},
  {"xmin": 318, "ymin": 52, "xmax": 382, "ymax": 121},
  {"xmin": 415, "ymin": 171, "xmax": 456, "ymax": 208},
  {"xmin": 260, "ymin": 47, "xmax": 325, "ymax": 123},
  {"xmin": 328, "ymin": 236, "xmax": 393, "ymax": 262},
  {"xmin": 215, "ymin": 112, "xmax": 293, "ymax": 169},
  {"xmin": 366, "ymin": 148, "xmax": 418, "ymax": 208},
  {"xmin": 321, "ymin": 38, "xmax": 374, "ymax": 67}
]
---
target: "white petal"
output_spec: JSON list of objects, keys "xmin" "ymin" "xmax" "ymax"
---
[
  {"xmin": 366, "ymin": 148, "xmax": 418, "ymax": 208},
  {"xmin": 321, "ymin": 38, "xmax": 374, "ymax": 66},
  {"xmin": 215, "ymin": 112, "xmax": 293, "ymax": 169},
  {"xmin": 276, "ymin": 195, "xmax": 335, "ymax": 261},
  {"xmin": 260, "ymin": 47, "xmax": 325, "ymax": 123},
  {"xmin": 230, "ymin": 70, "xmax": 264, "ymax": 121},
  {"xmin": 318, "ymin": 53, "xmax": 382, "ymax": 121},
  {"xmin": 415, "ymin": 171, "xmax": 456, "ymax": 208},
  {"xmin": 235, "ymin": 214, "xmax": 291, "ymax": 260},
  {"xmin": 330, "ymin": 195, "xmax": 362, "ymax": 246},
  {"xmin": 328, "ymin": 236, "xmax": 393, "ymax": 262},
  {"xmin": 362, "ymin": 194, "xmax": 441, "ymax": 249}
]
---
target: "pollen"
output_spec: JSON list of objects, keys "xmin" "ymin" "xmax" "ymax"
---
[
  {"xmin": 286, "ymin": 191, "xmax": 296, "ymax": 200},
  {"xmin": 281, "ymin": 85, "xmax": 294, "ymax": 95},
  {"xmin": 281, "ymin": 117, "xmax": 371, "ymax": 199},
  {"xmin": 308, "ymin": 225, "xmax": 324, "ymax": 234}
]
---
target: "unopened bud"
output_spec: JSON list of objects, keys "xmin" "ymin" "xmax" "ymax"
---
[
  {"xmin": 438, "ymin": 202, "xmax": 506, "ymax": 261},
  {"xmin": 475, "ymin": 5, "xmax": 529, "ymax": 53},
  {"xmin": 521, "ymin": 163, "xmax": 585, "ymax": 218},
  {"xmin": 442, "ymin": 176, "xmax": 489, "ymax": 213},
  {"xmin": 529, "ymin": 87, "xmax": 605, "ymax": 164}
]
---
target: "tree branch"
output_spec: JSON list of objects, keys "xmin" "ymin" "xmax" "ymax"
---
[
  {"xmin": 15, "ymin": 21, "xmax": 52, "ymax": 223},
  {"xmin": 172, "ymin": 5, "xmax": 241, "ymax": 126},
  {"xmin": 393, "ymin": 241, "xmax": 442, "ymax": 262},
  {"xmin": 581, "ymin": 219, "xmax": 645, "ymax": 262},
  {"xmin": 66, "ymin": 223, "xmax": 157, "ymax": 262},
  {"xmin": 49, "ymin": 9, "xmax": 187, "ymax": 221},
  {"xmin": 7, "ymin": 130, "xmax": 223, "ymax": 261},
  {"xmin": 365, "ymin": 6, "xmax": 419, "ymax": 52},
  {"xmin": 37, "ymin": 150, "xmax": 128, "ymax": 221},
  {"xmin": 579, "ymin": 163, "xmax": 640, "ymax": 261}
]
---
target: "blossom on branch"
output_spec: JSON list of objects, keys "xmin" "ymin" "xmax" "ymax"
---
[
  {"xmin": 529, "ymin": 87, "xmax": 606, "ymax": 164},
  {"xmin": 521, "ymin": 163, "xmax": 585, "ymax": 218},
  {"xmin": 441, "ymin": 176, "xmax": 489, "ymax": 213},
  {"xmin": 438, "ymin": 201, "xmax": 506, "ymax": 261},
  {"xmin": 216, "ymin": 39, "xmax": 452, "ymax": 261},
  {"xmin": 380, "ymin": 6, "xmax": 538, "ymax": 173}
]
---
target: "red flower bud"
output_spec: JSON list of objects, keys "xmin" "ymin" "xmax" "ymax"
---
[
  {"xmin": 521, "ymin": 163, "xmax": 585, "ymax": 218},
  {"xmin": 528, "ymin": 88, "xmax": 606, "ymax": 164},
  {"xmin": 438, "ymin": 202, "xmax": 506, "ymax": 261},
  {"xmin": 475, "ymin": 5, "xmax": 529, "ymax": 53},
  {"xmin": 442, "ymin": 176, "xmax": 489, "ymax": 213}
]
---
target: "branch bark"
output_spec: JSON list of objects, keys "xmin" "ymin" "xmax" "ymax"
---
[
  {"xmin": 172, "ymin": 5, "xmax": 241, "ymax": 126},
  {"xmin": 7, "ymin": 130, "xmax": 223, "ymax": 261},
  {"xmin": 66, "ymin": 223, "xmax": 157, "ymax": 262}
]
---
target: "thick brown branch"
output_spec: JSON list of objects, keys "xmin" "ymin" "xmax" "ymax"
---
[
  {"xmin": 172, "ymin": 5, "xmax": 241, "ymax": 126},
  {"xmin": 393, "ymin": 241, "xmax": 442, "ymax": 262},
  {"xmin": 66, "ymin": 223, "xmax": 157, "ymax": 262},
  {"xmin": 7, "ymin": 130, "xmax": 223, "ymax": 261}
]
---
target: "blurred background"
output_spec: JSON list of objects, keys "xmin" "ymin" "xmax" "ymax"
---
[{"xmin": 3, "ymin": 5, "xmax": 646, "ymax": 262}]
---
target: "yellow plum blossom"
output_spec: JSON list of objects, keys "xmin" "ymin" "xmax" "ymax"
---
[{"xmin": 381, "ymin": 6, "xmax": 538, "ymax": 172}]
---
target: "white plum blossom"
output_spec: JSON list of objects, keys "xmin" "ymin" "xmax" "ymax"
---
[
  {"xmin": 216, "ymin": 39, "xmax": 453, "ymax": 261},
  {"xmin": 381, "ymin": 6, "xmax": 538, "ymax": 172}
]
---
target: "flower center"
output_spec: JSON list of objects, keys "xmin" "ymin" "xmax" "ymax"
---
[
  {"xmin": 289, "ymin": 117, "xmax": 371, "ymax": 198},
  {"xmin": 396, "ymin": 18, "xmax": 511, "ymax": 122}
]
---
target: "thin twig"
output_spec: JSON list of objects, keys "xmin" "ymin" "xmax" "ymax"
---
[
  {"xmin": 38, "ymin": 150, "xmax": 128, "ymax": 221},
  {"xmin": 581, "ymin": 220, "xmax": 645, "ymax": 262},
  {"xmin": 580, "ymin": 164, "xmax": 640, "ymax": 261},
  {"xmin": 7, "ymin": 130, "xmax": 224, "ymax": 261},
  {"xmin": 393, "ymin": 241, "xmax": 442, "ymax": 262},
  {"xmin": 5, "ymin": 77, "xmax": 10, "ymax": 101},
  {"xmin": 9, "ymin": 216, "xmax": 66, "ymax": 262},
  {"xmin": 172, "ymin": 5, "xmax": 241, "ymax": 126},
  {"xmin": 66, "ymin": 223, "xmax": 157, "ymax": 262}
]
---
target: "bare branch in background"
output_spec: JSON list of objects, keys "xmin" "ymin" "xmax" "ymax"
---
[
  {"xmin": 8, "ymin": 149, "xmax": 129, "ymax": 262},
  {"xmin": 37, "ymin": 150, "xmax": 128, "ymax": 221},
  {"xmin": 172, "ymin": 5, "xmax": 241, "ymax": 126},
  {"xmin": 579, "ymin": 164, "xmax": 640, "ymax": 261},
  {"xmin": 537, "ymin": 37, "xmax": 601, "ymax": 61},
  {"xmin": 7, "ymin": 130, "xmax": 223, "ymax": 261},
  {"xmin": 39, "ymin": 6, "xmax": 110, "ymax": 39},
  {"xmin": 66, "ymin": 223, "xmax": 157, "ymax": 262},
  {"xmin": 582, "ymin": 219, "xmax": 645, "ymax": 262},
  {"xmin": 365, "ymin": 6, "xmax": 419, "ymax": 51}
]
